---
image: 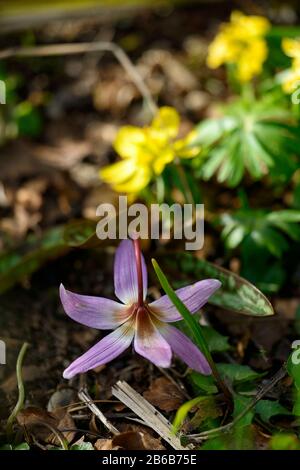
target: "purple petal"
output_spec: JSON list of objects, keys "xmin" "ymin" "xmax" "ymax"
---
[
  {"xmin": 60, "ymin": 284, "xmax": 131, "ymax": 330},
  {"xmin": 134, "ymin": 312, "xmax": 172, "ymax": 367},
  {"xmin": 160, "ymin": 325, "xmax": 211, "ymax": 375},
  {"xmin": 63, "ymin": 321, "xmax": 135, "ymax": 379},
  {"xmin": 114, "ymin": 239, "xmax": 148, "ymax": 304},
  {"xmin": 149, "ymin": 279, "xmax": 221, "ymax": 322}
]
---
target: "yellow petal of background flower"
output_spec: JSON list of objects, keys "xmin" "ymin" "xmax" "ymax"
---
[
  {"xmin": 282, "ymin": 38, "xmax": 300, "ymax": 59},
  {"xmin": 114, "ymin": 166, "xmax": 151, "ymax": 193},
  {"xmin": 152, "ymin": 149, "xmax": 175, "ymax": 175},
  {"xmin": 230, "ymin": 11, "xmax": 270, "ymax": 38},
  {"xmin": 114, "ymin": 126, "xmax": 147, "ymax": 159},
  {"xmin": 237, "ymin": 38, "xmax": 268, "ymax": 82},
  {"xmin": 282, "ymin": 67, "xmax": 300, "ymax": 93},
  {"xmin": 174, "ymin": 131, "xmax": 200, "ymax": 158},
  {"xmin": 151, "ymin": 106, "xmax": 180, "ymax": 139},
  {"xmin": 100, "ymin": 159, "xmax": 136, "ymax": 184},
  {"xmin": 207, "ymin": 10, "xmax": 270, "ymax": 82}
]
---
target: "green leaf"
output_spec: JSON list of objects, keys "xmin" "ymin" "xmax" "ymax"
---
[
  {"xmin": 70, "ymin": 442, "xmax": 94, "ymax": 450},
  {"xmin": 0, "ymin": 443, "xmax": 30, "ymax": 450},
  {"xmin": 13, "ymin": 101, "xmax": 42, "ymax": 138},
  {"xmin": 270, "ymin": 434, "xmax": 300, "ymax": 450},
  {"xmin": 255, "ymin": 400, "xmax": 290, "ymax": 422},
  {"xmin": 162, "ymin": 252, "xmax": 274, "ymax": 316},
  {"xmin": 218, "ymin": 364, "xmax": 261, "ymax": 384},
  {"xmin": 63, "ymin": 219, "xmax": 97, "ymax": 247},
  {"xmin": 194, "ymin": 96, "xmax": 300, "ymax": 187},
  {"xmin": 251, "ymin": 226, "xmax": 288, "ymax": 258},
  {"xmin": 241, "ymin": 239, "xmax": 286, "ymax": 294},
  {"xmin": 152, "ymin": 258, "xmax": 213, "ymax": 367},
  {"xmin": 287, "ymin": 350, "xmax": 300, "ymax": 416},
  {"xmin": 233, "ymin": 394, "xmax": 254, "ymax": 428},
  {"xmin": 266, "ymin": 210, "xmax": 300, "ymax": 224},
  {"xmin": 194, "ymin": 116, "xmax": 237, "ymax": 147},
  {"xmin": 202, "ymin": 326, "xmax": 230, "ymax": 353},
  {"xmin": 0, "ymin": 226, "xmax": 69, "ymax": 294},
  {"xmin": 14, "ymin": 443, "xmax": 30, "ymax": 450},
  {"xmin": 172, "ymin": 396, "xmax": 208, "ymax": 433},
  {"xmin": 189, "ymin": 372, "xmax": 218, "ymax": 394},
  {"xmin": 0, "ymin": 219, "xmax": 99, "ymax": 294}
]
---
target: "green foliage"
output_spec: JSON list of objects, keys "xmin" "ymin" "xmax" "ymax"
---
[
  {"xmin": 172, "ymin": 396, "xmax": 209, "ymax": 433},
  {"xmin": 189, "ymin": 372, "xmax": 218, "ymax": 395},
  {"xmin": 0, "ymin": 65, "xmax": 43, "ymax": 143},
  {"xmin": 287, "ymin": 350, "xmax": 300, "ymax": 416},
  {"xmin": 202, "ymin": 326, "xmax": 230, "ymax": 353},
  {"xmin": 255, "ymin": 400, "xmax": 290, "ymax": 422},
  {"xmin": 218, "ymin": 363, "xmax": 262, "ymax": 385},
  {"xmin": 193, "ymin": 95, "xmax": 300, "ymax": 186},
  {"xmin": 0, "ymin": 443, "xmax": 30, "ymax": 450},
  {"xmin": 270, "ymin": 433, "xmax": 300, "ymax": 450},
  {"xmin": 0, "ymin": 220, "xmax": 96, "ymax": 294},
  {"xmin": 70, "ymin": 442, "xmax": 94, "ymax": 450},
  {"xmin": 163, "ymin": 252, "xmax": 274, "ymax": 316},
  {"xmin": 220, "ymin": 208, "xmax": 300, "ymax": 257},
  {"xmin": 240, "ymin": 238, "xmax": 286, "ymax": 294}
]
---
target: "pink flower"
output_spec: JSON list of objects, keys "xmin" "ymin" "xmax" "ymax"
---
[{"xmin": 60, "ymin": 239, "xmax": 221, "ymax": 379}]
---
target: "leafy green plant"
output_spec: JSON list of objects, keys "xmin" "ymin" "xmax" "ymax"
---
[
  {"xmin": 0, "ymin": 65, "xmax": 42, "ymax": 144},
  {"xmin": 193, "ymin": 94, "xmax": 300, "ymax": 186},
  {"xmin": 161, "ymin": 251, "xmax": 274, "ymax": 316},
  {"xmin": 219, "ymin": 208, "xmax": 300, "ymax": 257}
]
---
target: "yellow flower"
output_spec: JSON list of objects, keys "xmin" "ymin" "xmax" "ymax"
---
[
  {"xmin": 281, "ymin": 38, "xmax": 300, "ymax": 93},
  {"xmin": 100, "ymin": 107, "xmax": 199, "ymax": 194},
  {"xmin": 207, "ymin": 11, "xmax": 270, "ymax": 82}
]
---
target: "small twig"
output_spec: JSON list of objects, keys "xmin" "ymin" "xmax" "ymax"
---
[
  {"xmin": 40, "ymin": 422, "xmax": 69, "ymax": 450},
  {"xmin": 78, "ymin": 388, "xmax": 119, "ymax": 436},
  {"xmin": 6, "ymin": 342, "xmax": 29, "ymax": 440},
  {"xmin": 186, "ymin": 365, "xmax": 287, "ymax": 442},
  {"xmin": 0, "ymin": 41, "xmax": 158, "ymax": 116},
  {"xmin": 112, "ymin": 380, "xmax": 192, "ymax": 450}
]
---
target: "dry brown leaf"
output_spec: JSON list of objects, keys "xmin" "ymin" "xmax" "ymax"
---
[
  {"xmin": 113, "ymin": 431, "xmax": 164, "ymax": 450},
  {"xmin": 95, "ymin": 431, "xmax": 165, "ymax": 451},
  {"xmin": 94, "ymin": 439, "xmax": 116, "ymax": 450},
  {"xmin": 48, "ymin": 408, "xmax": 76, "ymax": 445},
  {"xmin": 33, "ymin": 139, "xmax": 92, "ymax": 170},
  {"xmin": 17, "ymin": 406, "xmax": 76, "ymax": 445},
  {"xmin": 143, "ymin": 377, "xmax": 185, "ymax": 412},
  {"xmin": 17, "ymin": 407, "xmax": 57, "ymax": 442}
]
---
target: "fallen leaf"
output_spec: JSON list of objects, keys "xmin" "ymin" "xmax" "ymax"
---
[
  {"xmin": 94, "ymin": 431, "xmax": 165, "ymax": 451},
  {"xmin": 143, "ymin": 377, "xmax": 185, "ymax": 412},
  {"xmin": 17, "ymin": 406, "xmax": 76, "ymax": 445},
  {"xmin": 94, "ymin": 439, "xmax": 116, "ymax": 450}
]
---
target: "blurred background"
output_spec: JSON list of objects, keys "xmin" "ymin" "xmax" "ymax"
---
[{"xmin": 1, "ymin": 0, "xmax": 300, "ymax": 435}]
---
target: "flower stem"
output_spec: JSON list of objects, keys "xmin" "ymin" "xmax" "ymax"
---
[
  {"xmin": 133, "ymin": 238, "xmax": 144, "ymax": 307},
  {"xmin": 152, "ymin": 259, "xmax": 232, "ymax": 404},
  {"xmin": 6, "ymin": 342, "xmax": 29, "ymax": 440}
]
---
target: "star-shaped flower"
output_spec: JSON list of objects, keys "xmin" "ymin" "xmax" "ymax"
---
[{"xmin": 60, "ymin": 239, "xmax": 221, "ymax": 379}]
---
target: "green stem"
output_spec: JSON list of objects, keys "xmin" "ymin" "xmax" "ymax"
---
[
  {"xmin": 174, "ymin": 162, "xmax": 195, "ymax": 206},
  {"xmin": 6, "ymin": 342, "xmax": 29, "ymax": 440},
  {"xmin": 152, "ymin": 259, "xmax": 232, "ymax": 403}
]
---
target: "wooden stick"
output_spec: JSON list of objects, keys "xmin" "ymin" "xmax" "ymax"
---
[
  {"xmin": 78, "ymin": 388, "xmax": 119, "ymax": 436},
  {"xmin": 112, "ymin": 380, "xmax": 192, "ymax": 450}
]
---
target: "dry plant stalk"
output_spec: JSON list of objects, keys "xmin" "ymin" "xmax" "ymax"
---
[{"xmin": 112, "ymin": 380, "xmax": 193, "ymax": 450}]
